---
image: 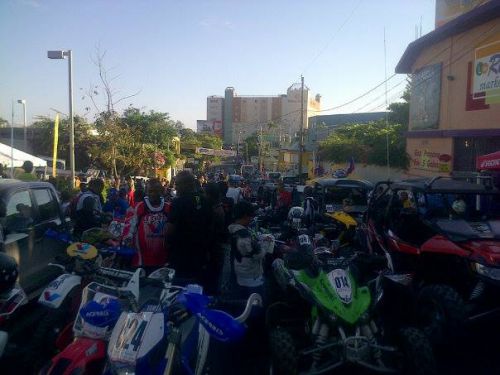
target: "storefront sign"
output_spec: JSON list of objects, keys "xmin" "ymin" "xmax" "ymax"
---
[
  {"xmin": 412, "ymin": 149, "xmax": 452, "ymax": 173},
  {"xmin": 473, "ymin": 40, "xmax": 500, "ymax": 99}
]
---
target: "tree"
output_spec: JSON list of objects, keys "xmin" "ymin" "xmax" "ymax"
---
[
  {"xmin": 388, "ymin": 83, "xmax": 410, "ymax": 129},
  {"xmin": 31, "ymin": 115, "xmax": 94, "ymax": 170},
  {"xmin": 319, "ymin": 121, "xmax": 409, "ymax": 169}
]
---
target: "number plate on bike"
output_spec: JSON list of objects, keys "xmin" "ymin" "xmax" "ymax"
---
[
  {"xmin": 108, "ymin": 312, "xmax": 164, "ymax": 364},
  {"xmin": 327, "ymin": 269, "xmax": 352, "ymax": 304},
  {"xmin": 326, "ymin": 204, "xmax": 334, "ymax": 213}
]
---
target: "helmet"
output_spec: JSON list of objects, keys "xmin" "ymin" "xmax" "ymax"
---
[
  {"xmin": 452, "ymin": 199, "xmax": 466, "ymax": 215},
  {"xmin": 288, "ymin": 206, "xmax": 304, "ymax": 229},
  {"xmin": 0, "ymin": 253, "xmax": 18, "ymax": 296},
  {"xmin": 303, "ymin": 186, "xmax": 313, "ymax": 197}
]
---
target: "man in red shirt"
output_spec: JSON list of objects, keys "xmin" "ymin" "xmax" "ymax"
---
[{"xmin": 123, "ymin": 179, "xmax": 169, "ymax": 270}]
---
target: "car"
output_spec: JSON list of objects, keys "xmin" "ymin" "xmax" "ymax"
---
[
  {"xmin": 311, "ymin": 178, "xmax": 373, "ymax": 217},
  {"xmin": 362, "ymin": 177, "xmax": 500, "ymax": 344},
  {"xmin": 0, "ymin": 179, "xmax": 67, "ymax": 300}
]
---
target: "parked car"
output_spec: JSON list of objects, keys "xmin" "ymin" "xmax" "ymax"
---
[
  {"xmin": 0, "ymin": 180, "xmax": 67, "ymax": 300},
  {"xmin": 362, "ymin": 177, "xmax": 500, "ymax": 344},
  {"xmin": 311, "ymin": 178, "xmax": 373, "ymax": 217}
]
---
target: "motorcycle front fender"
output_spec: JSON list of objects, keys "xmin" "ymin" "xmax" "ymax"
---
[
  {"xmin": 44, "ymin": 337, "xmax": 107, "ymax": 375},
  {"xmin": 38, "ymin": 274, "xmax": 82, "ymax": 309}
]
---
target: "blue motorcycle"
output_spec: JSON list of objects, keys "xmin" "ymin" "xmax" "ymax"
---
[{"xmin": 106, "ymin": 284, "xmax": 262, "ymax": 375}]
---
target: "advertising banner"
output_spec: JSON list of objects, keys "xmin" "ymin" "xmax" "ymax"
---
[
  {"xmin": 410, "ymin": 63, "xmax": 442, "ymax": 130},
  {"xmin": 473, "ymin": 40, "xmax": 500, "ymax": 99},
  {"xmin": 197, "ymin": 120, "xmax": 213, "ymax": 134},
  {"xmin": 195, "ymin": 147, "xmax": 236, "ymax": 157}
]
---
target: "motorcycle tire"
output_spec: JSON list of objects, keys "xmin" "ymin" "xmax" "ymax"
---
[
  {"xmin": 268, "ymin": 328, "xmax": 298, "ymax": 375},
  {"xmin": 416, "ymin": 284, "xmax": 466, "ymax": 346},
  {"xmin": 398, "ymin": 327, "xmax": 437, "ymax": 375}
]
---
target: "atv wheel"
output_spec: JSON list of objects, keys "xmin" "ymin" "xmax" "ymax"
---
[
  {"xmin": 398, "ymin": 327, "xmax": 437, "ymax": 375},
  {"xmin": 269, "ymin": 328, "xmax": 298, "ymax": 375},
  {"xmin": 416, "ymin": 284, "xmax": 466, "ymax": 345}
]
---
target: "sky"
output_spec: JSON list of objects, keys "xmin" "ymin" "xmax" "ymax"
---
[{"xmin": 0, "ymin": 0, "xmax": 435, "ymax": 130}]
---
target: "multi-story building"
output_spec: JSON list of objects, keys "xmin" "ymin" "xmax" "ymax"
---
[
  {"xmin": 396, "ymin": 0, "xmax": 500, "ymax": 177},
  {"xmin": 203, "ymin": 84, "xmax": 321, "ymax": 146}
]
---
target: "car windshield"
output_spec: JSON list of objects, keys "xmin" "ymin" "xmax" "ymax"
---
[
  {"xmin": 323, "ymin": 186, "xmax": 368, "ymax": 205},
  {"xmin": 422, "ymin": 192, "xmax": 500, "ymax": 221}
]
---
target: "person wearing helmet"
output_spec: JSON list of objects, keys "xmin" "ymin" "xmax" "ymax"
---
[
  {"xmin": 228, "ymin": 201, "xmax": 273, "ymax": 300},
  {"xmin": 302, "ymin": 186, "xmax": 318, "ymax": 228},
  {"xmin": 451, "ymin": 195, "xmax": 467, "ymax": 218}
]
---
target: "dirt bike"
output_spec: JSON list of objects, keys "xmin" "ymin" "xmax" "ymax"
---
[
  {"xmin": 40, "ymin": 267, "xmax": 175, "ymax": 375},
  {"xmin": 267, "ymin": 234, "xmax": 436, "ymax": 375},
  {"xmin": 106, "ymin": 284, "xmax": 262, "ymax": 375},
  {"xmin": 22, "ymin": 228, "xmax": 137, "ymax": 371}
]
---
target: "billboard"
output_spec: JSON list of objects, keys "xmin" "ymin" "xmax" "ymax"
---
[
  {"xmin": 197, "ymin": 120, "xmax": 213, "ymax": 134},
  {"xmin": 195, "ymin": 147, "xmax": 236, "ymax": 157},
  {"xmin": 410, "ymin": 63, "xmax": 442, "ymax": 130},
  {"xmin": 436, "ymin": 0, "xmax": 489, "ymax": 28},
  {"xmin": 473, "ymin": 40, "xmax": 500, "ymax": 100}
]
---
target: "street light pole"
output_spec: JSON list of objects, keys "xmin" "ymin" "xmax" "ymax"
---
[
  {"xmin": 298, "ymin": 75, "xmax": 305, "ymax": 183},
  {"xmin": 17, "ymin": 100, "xmax": 27, "ymax": 151},
  {"xmin": 48, "ymin": 49, "xmax": 75, "ymax": 188}
]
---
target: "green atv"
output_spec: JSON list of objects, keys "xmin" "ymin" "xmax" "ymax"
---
[{"xmin": 267, "ymin": 235, "xmax": 436, "ymax": 375}]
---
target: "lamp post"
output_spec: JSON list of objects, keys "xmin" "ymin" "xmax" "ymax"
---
[
  {"xmin": 17, "ymin": 100, "xmax": 27, "ymax": 151},
  {"xmin": 48, "ymin": 50, "xmax": 75, "ymax": 187}
]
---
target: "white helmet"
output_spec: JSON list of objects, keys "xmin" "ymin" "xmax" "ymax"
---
[
  {"xmin": 288, "ymin": 206, "xmax": 304, "ymax": 229},
  {"xmin": 452, "ymin": 199, "xmax": 466, "ymax": 215}
]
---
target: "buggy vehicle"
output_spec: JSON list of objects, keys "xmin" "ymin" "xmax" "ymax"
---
[
  {"xmin": 363, "ymin": 177, "xmax": 500, "ymax": 344},
  {"xmin": 311, "ymin": 179, "xmax": 373, "ymax": 218}
]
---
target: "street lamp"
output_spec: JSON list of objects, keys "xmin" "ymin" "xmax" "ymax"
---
[
  {"xmin": 48, "ymin": 49, "xmax": 75, "ymax": 187},
  {"xmin": 17, "ymin": 100, "xmax": 27, "ymax": 151}
]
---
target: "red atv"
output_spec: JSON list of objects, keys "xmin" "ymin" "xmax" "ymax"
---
[{"xmin": 361, "ymin": 177, "xmax": 500, "ymax": 345}]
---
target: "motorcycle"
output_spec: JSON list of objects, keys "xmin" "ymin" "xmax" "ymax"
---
[
  {"xmin": 106, "ymin": 284, "xmax": 262, "ymax": 375},
  {"xmin": 0, "ymin": 281, "xmax": 28, "ymax": 359},
  {"xmin": 23, "ymin": 228, "xmax": 137, "ymax": 370},
  {"xmin": 40, "ymin": 267, "xmax": 175, "ymax": 375},
  {"xmin": 267, "ymin": 234, "xmax": 436, "ymax": 375}
]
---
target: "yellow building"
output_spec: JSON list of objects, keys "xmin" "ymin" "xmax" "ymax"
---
[{"xmin": 396, "ymin": 1, "xmax": 500, "ymax": 177}]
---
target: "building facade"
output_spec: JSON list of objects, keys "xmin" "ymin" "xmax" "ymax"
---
[
  {"xmin": 202, "ymin": 84, "xmax": 321, "ymax": 146},
  {"xmin": 396, "ymin": 1, "xmax": 500, "ymax": 177}
]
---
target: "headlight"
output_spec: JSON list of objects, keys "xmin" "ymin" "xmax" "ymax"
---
[{"xmin": 473, "ymin": 263, "xmax": 500, "ymax": 280}]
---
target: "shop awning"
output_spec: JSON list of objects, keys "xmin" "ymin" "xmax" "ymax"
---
[{"xmin": 476, "ymin": 151, "xmax": 500, "ymax": 171}]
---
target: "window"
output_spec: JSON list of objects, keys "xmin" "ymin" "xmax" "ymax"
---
[
  {"xmin": 33, "ymin": 189, "xmax": 59, "ymax": 222},
  {"xmin": 5, "ymin": 190, "xmax": 33, "ymax": 233}
]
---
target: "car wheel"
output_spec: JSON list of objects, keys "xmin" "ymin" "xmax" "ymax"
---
[{"xmin": 416, "ymin": 284, "xmax": 466, "ymax": 346}]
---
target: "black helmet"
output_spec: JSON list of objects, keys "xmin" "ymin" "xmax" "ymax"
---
[{"xmin": 0, "ymin": 253, "xmax": 18, "ymax": 295}]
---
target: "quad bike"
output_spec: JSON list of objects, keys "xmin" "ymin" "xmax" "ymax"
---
[{"xmin": 267, "ymin": 234, "xmax": 436, "ymax": 375}]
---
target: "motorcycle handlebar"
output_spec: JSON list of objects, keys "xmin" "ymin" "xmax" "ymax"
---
[{"xmin": 233, "ymin": 293, "xmax": 263, "ymax": 323}]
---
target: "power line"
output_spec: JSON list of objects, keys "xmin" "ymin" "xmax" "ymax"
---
[
  {"xmin": 353, "ymin": 79, "xmax": 407, "ymax": 113},
  {"xmin": 315, "ymin": 21, "xmax": 500, "ymax": 115},
  {"xmin": 301, "ymin": 0, "xmax": 364, "ymax": 75}
]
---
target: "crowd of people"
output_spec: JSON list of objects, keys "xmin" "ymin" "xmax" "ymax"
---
[{"xmin": 68, "ymin": 170, "xmax": 304, "ymax": 300}]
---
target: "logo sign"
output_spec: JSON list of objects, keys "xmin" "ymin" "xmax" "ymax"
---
[
  {"xmin": 327, "ymin": 269, "xmax": 352, "ymax": 304},
  {"xmin": 474, "ymin": 41, "xmax": 500, "ymax": 99}
]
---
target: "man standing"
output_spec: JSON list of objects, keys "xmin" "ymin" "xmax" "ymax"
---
[
  {"xmin": 123, "ymin": 179, "xmax": 169, "ymax": 270},
  {"xmin": 73, "ymin": 178, "xmax": 105, "ymax": 237},
  {"xmin": 167, "ymin": 171, "xmax": 212, "ymax": 284}
]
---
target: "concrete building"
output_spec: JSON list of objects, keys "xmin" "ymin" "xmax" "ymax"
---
[
  {"xmin": 396, "ymin": 1, "xmax": 500, "ymax": 177},
  {"xmin": 205, "ymin": 84, "xmax": 321, "ymax": 146}
]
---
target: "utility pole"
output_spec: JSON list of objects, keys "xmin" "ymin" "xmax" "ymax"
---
[{"xmin": 298, "ymin": 75, "xmax": 305, "ymax": 183}]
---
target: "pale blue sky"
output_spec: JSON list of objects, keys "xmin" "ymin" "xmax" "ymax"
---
[{"xmin": 1, "ymin": 0, "xmax": 435, "ymax": 129}]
